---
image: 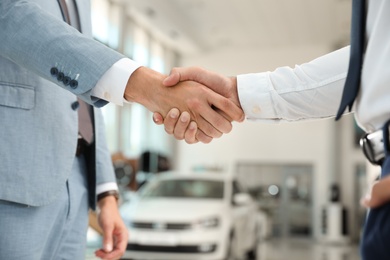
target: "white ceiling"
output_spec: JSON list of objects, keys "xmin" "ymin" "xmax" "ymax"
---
[{"xmin": 124, "ymin": 0, "xmax": 352, "ymax": 54}]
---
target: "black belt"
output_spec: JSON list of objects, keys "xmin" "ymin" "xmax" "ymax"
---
[
  {"xmin": 75, "ymin": 138, "xmax": 89, "ymax": 157},
  {"xmin": 360, "ymin": 122, "xmax": 390, "ymax": 165}
]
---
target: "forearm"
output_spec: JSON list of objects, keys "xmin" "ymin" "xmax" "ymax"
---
[
  {"xmin": 124, "ymin": 66, "xmax": 166, "ymax": 111},
  {"xmin": 237, "ymin": 47, "xmax": 350, "ymax": 122}
]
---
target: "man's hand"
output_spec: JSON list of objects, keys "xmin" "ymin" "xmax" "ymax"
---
[
  {"xmin": 361, "ymin": 175, "xmax": 390, "ymax": 209},
  {"xmin": 153, "ymin": 109, "xmax": 200, "ymax": 144},
  {"xmin": 163, "ymin": 67, "xmax": 242, "ymax": 108},
  {"xmin": 152, "ymin": 67, "xmax": 244, "ymax": 143},
  {"xmin": 95, "ymin": 196, "xmax": 128, "ymax": 260},
  {"xmin": 124, "ymin": 66, "xmax": 243, "ymax": 141}
]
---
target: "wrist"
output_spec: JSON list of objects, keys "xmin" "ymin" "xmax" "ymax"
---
[
  {"xmin": 97, "ymin": 190, "xmax": 119, "ymax": 209},
  {"xmin": 124, "ymin": 66, "xmax": 165, "ymax": 111},
  {"xmin": 229, "ymin": 76, "xmax": 241, "ymax": 107}
]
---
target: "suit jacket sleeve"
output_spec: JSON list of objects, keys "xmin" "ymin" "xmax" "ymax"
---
[
  {"xmin": 0, "ymin": 0, "xmax": 125, "ymax": 106},
  {"xmin": 94, "ymin": 108, "xmax": 117, "ymax": 186}
]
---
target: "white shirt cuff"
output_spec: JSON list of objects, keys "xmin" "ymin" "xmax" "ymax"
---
[
  {"xmin": 96, "ymin": 182, "xmax": 118, "ymax": 195},
  {"xmin": 92, "ymin": 58, "xmax": 141, "ymax": 106},
  {"xmin": 237, "ymin": 72, "xmax": 277, "ymax": 121}
]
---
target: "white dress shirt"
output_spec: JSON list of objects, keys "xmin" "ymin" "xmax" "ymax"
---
[{"xmin": 237, "ymin": 0, "xmax": 390, "ymax": 133}]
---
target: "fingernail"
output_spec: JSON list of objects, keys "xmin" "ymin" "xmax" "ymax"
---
[
  {"xmin": 105, "ymin": 244, "xmax": 113, "ymax": 252},
  {"xmin": 181, "ymin": 113, "xmax": 189, "ymax": 123},
  {"xmin": 170, "ymin": 110, "xmax": 179, "ymax": 119},
  {"xmin": 189, "ymin": 122, "xmax": 197, "ymax": 130}
]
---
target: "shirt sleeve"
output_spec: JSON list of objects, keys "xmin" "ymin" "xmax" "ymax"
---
[
  {"xmin": 237, "ymin": 46, "xmax": 350, "ymax": 123},
  {"xmin": 91, "ymin": 58, "xmax": 142, "ymax": 106},
  {"xmin": 96, "ymin": 182, "xmax": 119, "ymax": 195}
]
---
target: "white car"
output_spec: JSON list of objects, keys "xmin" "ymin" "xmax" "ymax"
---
[{"xmin": 120, "ymin": 172, "xmax": 260, "ymax": 260}]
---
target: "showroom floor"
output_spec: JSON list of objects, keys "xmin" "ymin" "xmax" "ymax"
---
[
  {"xmin": 255, "ymin": 238, "xmax": 360, "ymax": 260},
  {"xmin": 86, "ymin": 238, "xmax": 361, "ymax": 260}
]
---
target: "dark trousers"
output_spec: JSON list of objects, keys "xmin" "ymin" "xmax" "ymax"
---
[{"xmin": 361, "ymin": 133, "xmax": 390, "ymax": 259}]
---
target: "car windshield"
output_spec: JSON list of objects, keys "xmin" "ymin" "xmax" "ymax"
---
[{"xmin": 141, "ymin": 179, "xmax": 224, "ymax": 199}]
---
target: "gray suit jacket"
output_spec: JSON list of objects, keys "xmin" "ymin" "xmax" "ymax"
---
[{"xmin": 0, "ymin": 0, "xmax": 124, "ymax": 207}]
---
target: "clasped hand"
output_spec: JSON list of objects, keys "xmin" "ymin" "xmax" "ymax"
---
[{"xmin": 150, "ymin": 67, "xmax": 244, "ymax": 144}]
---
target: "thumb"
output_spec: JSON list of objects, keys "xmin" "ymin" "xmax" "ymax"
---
[
  {"xmin": 153, "ymin": 112, "xmax": 164, "ymax": 125},
  {"xmin": 163, "ymin": 69, "xmax": 181, "ymax": 86},
  {"xmin": 163, "ymin": 67, "xmax": 205, "ymax": 87},
  {"xmin": 102, "ymin": 225, "xmax": 114, "ymax": 252}
]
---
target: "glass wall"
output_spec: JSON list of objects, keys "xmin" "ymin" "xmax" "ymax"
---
[{"xmin": 91, "ymin": 0, "xmax": 179, "ymax": 159}]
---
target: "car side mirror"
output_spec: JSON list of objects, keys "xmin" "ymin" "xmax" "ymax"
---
[{"xmin": 233, "ymin": 193, "xmax": 252, "ymax": 206}]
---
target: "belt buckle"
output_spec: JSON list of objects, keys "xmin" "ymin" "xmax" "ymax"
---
[{"xmin": 360, "ymin": 130, "xmax": 385, "ymax": 165}]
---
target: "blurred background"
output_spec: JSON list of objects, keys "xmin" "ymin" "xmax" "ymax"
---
[{"xmin": 86, "ymin": 0, "xmax": 380, "ymax": 259}]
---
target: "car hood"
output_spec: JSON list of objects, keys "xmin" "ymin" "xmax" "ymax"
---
[{"xmin": 122, "ymin": 198, "xmax": 226, "ymax": 222}]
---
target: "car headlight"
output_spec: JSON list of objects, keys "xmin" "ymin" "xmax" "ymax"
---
[{"xmin": 196, "ymin": 217, "xmax": 220, "ymax": 229}]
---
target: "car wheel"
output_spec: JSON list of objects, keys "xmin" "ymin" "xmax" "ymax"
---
[{"xmin": 225, "ymin": 232, "xmax": 238, "ymax": 260}]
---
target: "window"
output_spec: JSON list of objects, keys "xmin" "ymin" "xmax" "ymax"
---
[
  {"xmin": 141, "ymin": 179, "xmax": 224, "ymax": 199},
  {"xmin": 91, "ymin": 0, "xmax": 110, "ymax": 44},
  {"xmin": 91, "ymin": 0, "xmax": 180, "ymax": 159}
]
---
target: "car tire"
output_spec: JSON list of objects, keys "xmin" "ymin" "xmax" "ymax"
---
[{"xmin": 225, "ymin": 232, "xmax": 237, "ymax": 260}]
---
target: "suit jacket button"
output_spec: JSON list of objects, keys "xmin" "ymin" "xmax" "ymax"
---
[
  {"xmin": 71, "ymin": 101, "xmax": 79, "ymax": 110},
  {"xmin": 57, "ymin": 72, "xmax": 64, "ymax": 82},
  {"xmin": 70, "ymin": 80, "xmax": 78, "ymax": 89},
  {"xmin": 63, "ymin": 76, "xmax": 71, "ymax": 86},
  {"xmin": 50, "ymin": 67, "xmax": 58, "ymax": 76}
]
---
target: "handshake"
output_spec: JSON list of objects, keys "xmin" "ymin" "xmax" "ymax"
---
[{"xmin": 124, "ymin": 66, "xmax": 245, "ymax": 144}]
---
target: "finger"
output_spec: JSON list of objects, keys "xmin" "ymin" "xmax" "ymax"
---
[
  {"xmin": 196, "ymin": 129, "xmax": 213, "ymax": 144},
  {"xmin": 95, "ymin": 227, "xmax": 127, "ymax": 260},
  {"xmin": 163, "ymin": 67, "xmax": 228, "ymax": 97},
  {"xmin": 196, "ymin": 113, "xmax": 224, "ymax": 138},
  {"xmin": 101, "ymin": 226, "xmax": 114, "ymax": 253},
  {"xmin": 163, "ymin": 67, "xmax": 244, "ymax": 123},
  {"xmin": 164, "ymin": 108, "xmax": 180, "ymax": 135},
  {"xmin": 163, "ymin": 68, "xmax": 182, "ymax": 86},
  {"xmin": 210, "ymin": 91, "xmax": 244, "ymax": 123},
  {"xmin": 185, "ymin": 94, "xmax": 227, "ymax": 137},
  {"xmin": 95, "ymin": 248, "xmax": 122, "ymax": 260},
  {"xmin": 163, "ymin": 67, "xmax": 210, "ymax": 87},
  {"xmin": 184, "ymin": 121, "xmax": 199, "ymax": 144},
  {"xmin": 196, "ymin": 105, "xmax": 232, "ymax": 135},
  {"xmin": 173, "ymin": 112, "xmax": 191, "ymax": 140},
  {"xmin": 153, "ymin": 112, "xmax": 164, "ymax": 125},
  {"xmin": 213, "ymin": 107, "xmax": 233, "ymax": 122}
]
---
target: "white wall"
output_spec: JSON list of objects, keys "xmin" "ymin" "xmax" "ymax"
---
[{"xmin": 174, "ymin": 44, "xmax": 366, "ymax": 240}]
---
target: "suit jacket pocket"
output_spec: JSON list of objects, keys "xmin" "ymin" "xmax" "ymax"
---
[{"xmin": 0, "ymin": 83, "xmax": 35, "ymax": 110}]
